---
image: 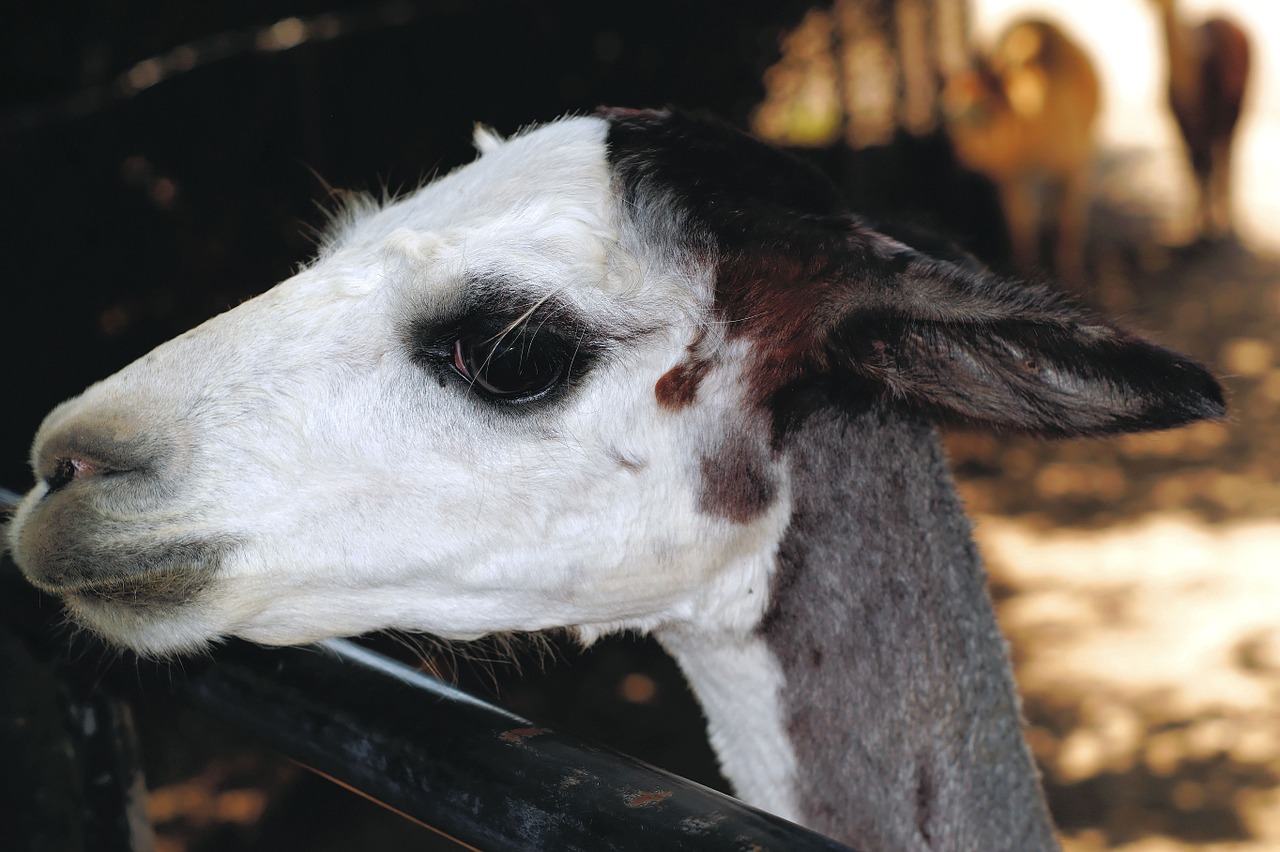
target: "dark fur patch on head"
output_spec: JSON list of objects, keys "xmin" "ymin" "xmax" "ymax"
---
[
  {"xmin": 654, "ymin": 358, "xmax": 711, "ymax": 410},
  {"xmin": 603, "ymin": 107, "xmax": 880, "ymax": 409},
  {"xmin": 696, "ymin": 432, "xmax": 778, "ymax": 524},
  {"xmin": 601, "ymin": 107, "xmax": 846, "ymax": 225}
]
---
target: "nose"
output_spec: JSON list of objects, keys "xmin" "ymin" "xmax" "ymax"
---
[
  {"xmin": 44, "ymin": 455, "xmax": 101, "ymax": 494},
  {"xmin": 37, "ymin": 430, "xmax": 142, "ymax": 493},
  {"xmin": 14, "ymin": 409, "xmax": 209, "ymax": 592},
  {"xmin": 32, "ymin": 407, "xmax": 183, "ymax": 501}
]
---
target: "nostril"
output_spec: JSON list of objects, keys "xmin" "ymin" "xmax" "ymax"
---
[
  {"xmin": 35, "ymin": 414, "xmax": 176, "ymax": 501},
  {"xmin": 45, "ymin": 457, "xmax": 98, "ymax": 494}
]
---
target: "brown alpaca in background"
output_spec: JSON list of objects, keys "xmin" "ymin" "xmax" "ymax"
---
[
  {"xmin": 943, "ymin": 19, "xmax": 1101, "ymax": 280},
  {"xmin": 1148, "ymin": 0, "xmax": 1251, "ymax": 240}
]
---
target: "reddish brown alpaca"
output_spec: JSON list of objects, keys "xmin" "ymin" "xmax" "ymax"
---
[
  {"xmin": 943, "ymin": 19, "xmax": 1101, "ymax": 280},
  {"xmin": 1149, "ymin": 0, "xmax": 1251, "ymax": 239}
]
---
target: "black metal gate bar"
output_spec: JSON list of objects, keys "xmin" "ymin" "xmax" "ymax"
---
[
  {"xmin": 177, "ymin": 638, "xmax": 853, "ymax": 851},
  {"xmin": 0, "ymin": 617, "xmax": 156, "ymax": 852}
]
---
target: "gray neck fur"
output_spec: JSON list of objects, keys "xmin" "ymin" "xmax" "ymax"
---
[{"xmin": 760, "ymin": 403, "xmax": 1058, "ymax": 851}]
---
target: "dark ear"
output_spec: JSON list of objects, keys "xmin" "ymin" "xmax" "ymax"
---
[
  {"xmin": 600, "ymin": 106, "xmax": 1224, "ymax": 437},
  {"xmin": 819, "ymin": 231, "xmax": 1225, "ymax": 436}
]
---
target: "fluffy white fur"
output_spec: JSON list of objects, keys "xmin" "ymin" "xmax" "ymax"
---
[{"xmin": 660, "ymin": 628, "xmax": 802, "ymax": 823}]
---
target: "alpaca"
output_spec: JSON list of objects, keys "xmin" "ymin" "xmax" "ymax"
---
[
  {"xmin": 1148, "ymin": 0, "xmax": 1251, "ymax": 239},
  {"xmin": 943, "ymin": 19, "xmax": 1101, "ymax": 279},
  {"xmin": 6, "ymin": 108, "xmax": 1223, "ymax": 850}
]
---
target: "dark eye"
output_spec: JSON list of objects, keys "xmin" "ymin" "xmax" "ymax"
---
[{"xmin": 452, "ymin": 330, "xmax": 569, "ymax": 401}]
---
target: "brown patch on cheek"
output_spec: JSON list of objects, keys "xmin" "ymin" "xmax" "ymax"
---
[
  {"xmin": 654, "ymin": 359, "xmax": 711, "ymax": 410},
  {"xmin": 697, "ymin": 441, "xmax": 779, "ymax": 524}
]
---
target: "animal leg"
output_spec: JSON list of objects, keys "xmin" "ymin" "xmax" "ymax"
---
[
  {"xmin": 999, "ymin": 177, "xmax": 1040, "ymax": 273},
  {"xmin": 1053, "ymin": 162, "xmax": 1092, "ymax": 282},
  {"xmin": 1207, "ymin": 138, "xmax": 1236, "ymax": 238},
  {"xmin": 1190, "ymin": 160, "xmax": 1214, "ymax": 241}
]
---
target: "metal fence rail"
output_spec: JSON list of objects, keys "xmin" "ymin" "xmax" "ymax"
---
[
  {"xmin": 1, "ymin": 484, "xmax": 853, "ymax": 851},
  {"xmin": 181, "ymin": 638, "xmax": 852, "ymax": 851}
]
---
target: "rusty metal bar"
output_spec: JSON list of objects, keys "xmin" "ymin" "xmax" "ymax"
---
[{"xmin": 176, "ymin": 637, "xmax": 854, "ymax": 851}]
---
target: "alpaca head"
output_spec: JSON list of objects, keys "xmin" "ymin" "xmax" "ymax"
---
[{"xmin": 6, "ymin": 108, "xmax": 1223, "ymax": 657}]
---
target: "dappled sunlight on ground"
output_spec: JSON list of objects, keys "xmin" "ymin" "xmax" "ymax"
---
[
  {"xmin": 980, "ymin": 515, "xmax": 1280, "ymax": 850},
  {"xmin": 985, "ymin": 514, "xmax": 1280, "ymax": 713}
]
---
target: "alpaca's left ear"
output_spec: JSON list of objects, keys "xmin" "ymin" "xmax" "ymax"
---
[
  {"xmin": 600, "ymin": 106, "xmax": 1223, "ymax": 437},
  {"xmin": 816, "ymin": 229, "xmax": 1226, "ymax": 437}
]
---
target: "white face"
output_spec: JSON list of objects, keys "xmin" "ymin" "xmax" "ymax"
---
[{"xmin": 6, "ymin": 116, "xmax": 787, "ymax": 656}]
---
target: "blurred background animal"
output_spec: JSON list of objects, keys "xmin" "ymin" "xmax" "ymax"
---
[
  {"xmin": 1147, "ymin": 0, "xmax": 1251, "ymax": 240},
  {"xmin": 943, "ymin": 19, "xmax": 1100, "ymax": 279}
]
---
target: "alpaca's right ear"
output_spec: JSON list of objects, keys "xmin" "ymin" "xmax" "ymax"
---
[{"xmin": 814, "ymin": 229, "xmax": 1226, "ymax": 437}]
